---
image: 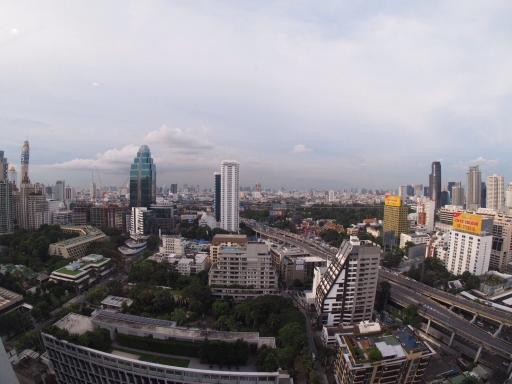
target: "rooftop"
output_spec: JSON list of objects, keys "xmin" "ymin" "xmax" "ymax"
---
[
  {"xmin": 53, "ymin": 254, "xmax": 110, "ymax": 276},
  {"xmin": 0, "ymin": 287, "xmax": 23, "ymax": 312},
  {"xmin": 54, "ymin": 313, "xmax": 94, "ymax": 335},
  {"xmin": 101, "ymin": 295, "xmax": 134, "ymax": 308}
]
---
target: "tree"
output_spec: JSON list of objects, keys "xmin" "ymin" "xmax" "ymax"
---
[
  {"xmin": 171, "ymin": 308, "xmax": 187, "ymax": 325},
  {"xmin": 212, "ymin": 301, "xmax": 231, "ymax": 318},
  {"xmin": 383, "ymin": 247, "xmax": 404, "ymax": 268},
  {"xmin": 461, "ymin": 376, "xmax": 481, "ymax": 384},
  {"xmin": 368, "ymin": 347, "xmax": 382, "ymax": 362},
  {"xmin": 256, "ymin": 347, "xmax": 280, "ymax": 372},
  {"xmin": 461, "ymin": 271, "xmax": 480, "ymax": 290},
  {"xmin": 402, "ymin": 305, "xmax": 421, "ymax": 328}
]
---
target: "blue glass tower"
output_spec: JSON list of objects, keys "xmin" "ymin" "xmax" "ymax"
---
[{"xmin": 129, "ymin": 145, "xmax": 156, "ymax": 208}]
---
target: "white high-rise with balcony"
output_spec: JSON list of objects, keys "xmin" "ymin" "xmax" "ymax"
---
[
  {"xmin": 220, "ymin": 160, "xmax": 240, "ymax": 232},
  {"xmin": 486, "ymin": 174, "xmax": 505, "ymax": 213}
]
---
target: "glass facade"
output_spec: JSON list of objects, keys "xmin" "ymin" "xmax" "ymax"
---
[{"xmin": 130, "ymin": 145, "xmax": 156, "ymax": 208}]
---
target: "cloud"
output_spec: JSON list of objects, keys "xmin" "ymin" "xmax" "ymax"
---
[
  {"xmin": 469, "ymin": 156, "xmax": 499, "ymax": 166},
  {"xmin": 50, "ymin": 144, "xmax": 138, "ymax": 172},
  {"xmin": 144, "ymin": 125, "xmax": 214, "ymax": 153},
  {"xmin": 291, "ymin": 144, "xmax": 312, "ymax": 154}
]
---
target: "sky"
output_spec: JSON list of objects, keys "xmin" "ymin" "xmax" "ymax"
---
[{"xmin": 1, "ymin": 1, "xmax": 512, "ymax": 190}]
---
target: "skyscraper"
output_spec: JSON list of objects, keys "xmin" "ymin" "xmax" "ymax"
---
[
  {"xmin": 466, "ymin": 165, "xmax": 482, "ymax": 211},
  {"xmin": 220, "ymin": 160, "xmax": 240, "ymax": 232},
  {"xmin": 447, "ymin": 181, "xmax": 457, "ymax": 202},
  {"xmin": 129, "ymin": 145, "xmax": 156, "ymax": 208},
  {"xmin": 506, "ymin": 183, "xmax": 512, "ymax": 215},
  {"xmin": 451, "ymin": 182, "xmax": 465, "ymax": 207},
  {"xmin": 481, "ymin": 181, "xmax": 487, "ymax": 209},
  {"xmin": 7, "ymin": 165, "xmax": 16, "ymax": 186},
  {"xmin": 429, "ymin": 161, "xmax": 442, "ymax": 209},
  {"xmin": 54, "ymin": 180, "xmax": 65, "ymax": 202},
  {"xmin": 20, "ymin": 140, "xmax": 30, "ymax": 185},
  {"xmin": 486, "ymin": 175, "xmax": 505, "ymax": 213},
  {"xmin": 383, "ymin": 195, "xmax": 409, "ymax": 250},
  {"xmin": 214, "ymin": 172, "xmax": 221, "ymax": 223},
  {"xmin": 0, "ymin": 151, "xmax": 14, "ymax": 235}
]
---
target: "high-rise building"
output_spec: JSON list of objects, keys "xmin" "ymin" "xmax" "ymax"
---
[
  {"xmin": 481, "ymin": 181, "xmax": 487, "ymax": 209},
  {"xmin": 15, "ymin": 185, "xmax": 48, "ymax": 230},
  {"xmin": 130, "ymin": 207, "xmax": 151, "ymax": 237},
  {"xmin": 482, "ymin": 213, "xmax": 512, "ymax": 272},
  {"xmin": 383, "ymin": 195, "xmax": 409, "ymax": 250},
  {"xmin": 328, "ymin": 190, "xmax": 335, "ymax": 202},
  {"xmin": 447, "ymin": 181, "xmax": 457, "ymax": 202},
  {"xmin": 466, "ymin": 165, "xmax": 482, "ymax": 211},
  {"xmin": 451, "ymin": 182, "xmax": 464, "ymax": 207},
  {"xmin": 54, "ymin": 180, "xmax": 65, "ymax": 202},
  {"xmin": 220, "ymin": 160, "xmax": 240, "ymax": 232},
  {"xmin": 0, "ymin": 152, "xmax": 14, "ymax": 235},
  {"xmin": 398, "ymin": 185, "xmax": 408, "ymax": 198},
  {"xmin": 209, "ymin": 239, "xmax": 278, "ymax": 300},
  {"xmin": 20, "ymin": 140, "xmax": 30, "ymax": 185},
  {"xmin": 170, "ymin": 183, "xmax": 178, "ymax": 194},
  {"xmin": 64, "ymin": 185, "xmax": 76, "ymax": 202},
  {"xmin": 7, "ymin": 165, "xmax": 16, "ymax": 186},
  {"xmin": 446, "ymin": 213, "xmax": 493, "ymax": 275},
  {"xmin": 315, "ymin": 236, "xmax": 380, "ymax": 327},
  {"xmin": 413, "ymin": 184, "xmax": 423, "ymax": 197},
  {"xmin": 129, "ymin": 145, "xmax": 156, "ymax": 208},
  {"xmin": 0, "ymin": 338, "xmax": 18, "ymax": 384},
  {"xmin": 486, "ymin": 175, "xmax": 504, "ymax": 212},
  {"xmin": 506, "ymin": 183, "xmax": 512, "ymax": 216},
  {"xmin": 417, "ymin": 199, "xmax": 435, "ymax": 232},
  {"xmin": 429, "ymin": 161, "xmax": 442, "ymax": 209},
  {"xmin": 214, "ymin": 172, "xmax": 221, "ymax": 223}
]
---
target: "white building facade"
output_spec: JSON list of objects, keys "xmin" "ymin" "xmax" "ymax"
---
[
  {"xmin": 487, "ymin": 174, "xmax": 505, "ymax": 213},
  {"xmin": 220, "ymin": 160, "xmax": 240, "ymax": 232}
]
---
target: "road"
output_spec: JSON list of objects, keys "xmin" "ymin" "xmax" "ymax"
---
[{"xmin": 245, "ymin": 221, "xmax": 512, "ymax": 360}]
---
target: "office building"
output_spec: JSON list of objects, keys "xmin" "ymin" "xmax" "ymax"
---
[
  {"xmin": 50, "ymin": 254, "xmax": 112, "ymax": 290},
  {"xmin": 429, "ymin": 161, "xmax": 442, "ymax": 209},
  {"xmin": 0, "ymin": 152, "xmax": 14, "ymax": 235},
  {"xmin": 170, "ymin": 183, "xmax": 178, "ymax": 194},
  {"xmin": 466, "ymin": 165, "xmax": 481, "ymax": 211},
  {"xmin": 481, "ymin": 181, "xmax": 487, "ymax": 208},
  {"xmin": 487, "ymin": 174, "xmax": 505, "ymax": 213},
  {"xmin": 90, "ymin": 205, "xmax": 127, "ymax": 231},
  {"xmin": 315, "ymin": 236, "xmax": 380, "ymax": 327},
  {"xmin": 447, "ymin": 181, "xmax": 457, "ymax": 202},
  {"xmin": 129, "ymin": 145, "xmax": 156, "ymax": 208},
  {"xmin": 64, "ymin": 185, "xmax": 76, "ymax": 202},
  {"xmin": 209, "ymin": 240, "xmax": 278, "ymax": 300},
  {"xmin": 15, "ymin": 184, "xmax": 48, "ymax": 230},
  {"xmin": 48, "ymin": 226, "xmax": 107, "ymax": 258},
  {"xmin": 214, "ymin": 172, "xmax": 221, "ymax": 223},
  {"xmin": 413, "ymin": 184, "xmax": 423, "ymax": 197},
  {"xmin": 54, "ymin": 180, "xmax": 65, "ymax": 202},
  {"xmin": 451, "ymin": 182, "xmax": 464, "ymax": 207},
  {"xmin": 333, "ymin": 324, "xmax": 434, "ymax": 384},
  {"xmin": 446, "ymin": 213, "xmax": 493, "ymax": 275},
  {"xmin": 383, "ymin": 195, "xmax": 409, "ymax": 250},
  {"xmin": 43, "ymin": 312, "xmax": 290, "ymax": 384},
  {"xmin": 220, "ymin": 160, "xmax": 240, "ymax": 232},
  {"xmin": 20, "ymin": 140, "xmax": 30, "ymax": 185}
]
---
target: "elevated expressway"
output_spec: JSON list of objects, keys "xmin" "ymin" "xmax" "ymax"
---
[{"xmin": 246, "ymin": 221, "xmax": 512, "ymax": 365}]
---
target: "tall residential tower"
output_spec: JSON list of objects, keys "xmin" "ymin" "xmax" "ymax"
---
[
  {"xmin": 220, "ymin": 160, "xmax": 240, "ymax": 232},
  {"xmin": 487, "ymin": 175, "xmax": 504, "ymax": 213},
  {"xmin": 20, "ymin": 140, "xmax": 30, "ymax": 185},
  {"xmin": 466, "ymin": 165, "xmax": 482, "ymax": 211}
]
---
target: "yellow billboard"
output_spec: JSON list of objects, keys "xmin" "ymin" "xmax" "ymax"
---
[
  {"xmin": 452, "ymin": 213, "xmax": 482, "ymax": 235},
  {"xmin": 385, "ymin": 195, "xmax": 402, "ymax": 207}
]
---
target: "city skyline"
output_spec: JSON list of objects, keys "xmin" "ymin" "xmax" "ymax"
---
[{"xmin": 2, "ymin": 1, "xmax": 512, "ymax": 188}]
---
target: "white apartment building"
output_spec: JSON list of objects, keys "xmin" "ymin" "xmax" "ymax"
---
[
  {"xmin": 209, "ymin": 241, "xmax": 278, "ymax": 300},
  {"xmin": 328, "ymin": 190, "xmax": 335, "ymax": 202},
  {"xmin": 487, "ymin": 174, "xmax": 505, "ymax": 213},
  {"xmin": 315, "ymin": 236, "xmax": 380, "ymax": 327},
  {"xmin": 506, "ymin": 183, "xmax": 512, "ymax": 216},
  {"xmin": 220, "ymin": 160, "xmax": 240, "ymax": 232},
  {"xmin": 159, "ymin": 235, "xmax": 184, "ymax": 256},
  {"xmin": 446, "ymin": 213, "xmax": 493, "ymax": 276},
  {"xmin": 130, "ymin": 207, "xmax": 149, "ymax": 237},
  {"xmin": 417, "ymin": 198, "xmax": 435, "ymax": 232}
]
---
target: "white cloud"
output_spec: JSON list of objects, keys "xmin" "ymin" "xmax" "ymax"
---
[
  {"xmin": 291, "ymin": 144, "xmax": 312, "ymax": 154},
  {"xmin": 50, "ymin": 144, "xmax": 138, "ymax": 172},
  {"xmin": 144, "ymin": 125, "xmax": 214, "ymax": 153},
  {"xmin": 469, "ymin": 156, "xmax": 499, "ymax": 166}
]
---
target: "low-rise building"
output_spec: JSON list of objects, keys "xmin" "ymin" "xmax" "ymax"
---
[
  {"xmin": 101, "ymin": 295, "xmax": 133, "ymax": 311},
  {"xmin": 399, "ymin": 232, "xmax": 430, "ymax": 249},
  {"xmin": 159, "ymin": 235, "xmax": 184, "ymax": 256},
  {"xmin": 50, "ymin": 254, "xmax": 112, "ymax": 290},
  {"xmin": 48, "ymin": 226, "xmax": 107, "ymax": 258},
  {"xmin": 0, "ymin": 287, "xmax": 23, "ymax": 316},
  {"xmin": 334, "ymin": 324, "xmax": 434, "ymax": 384}
]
